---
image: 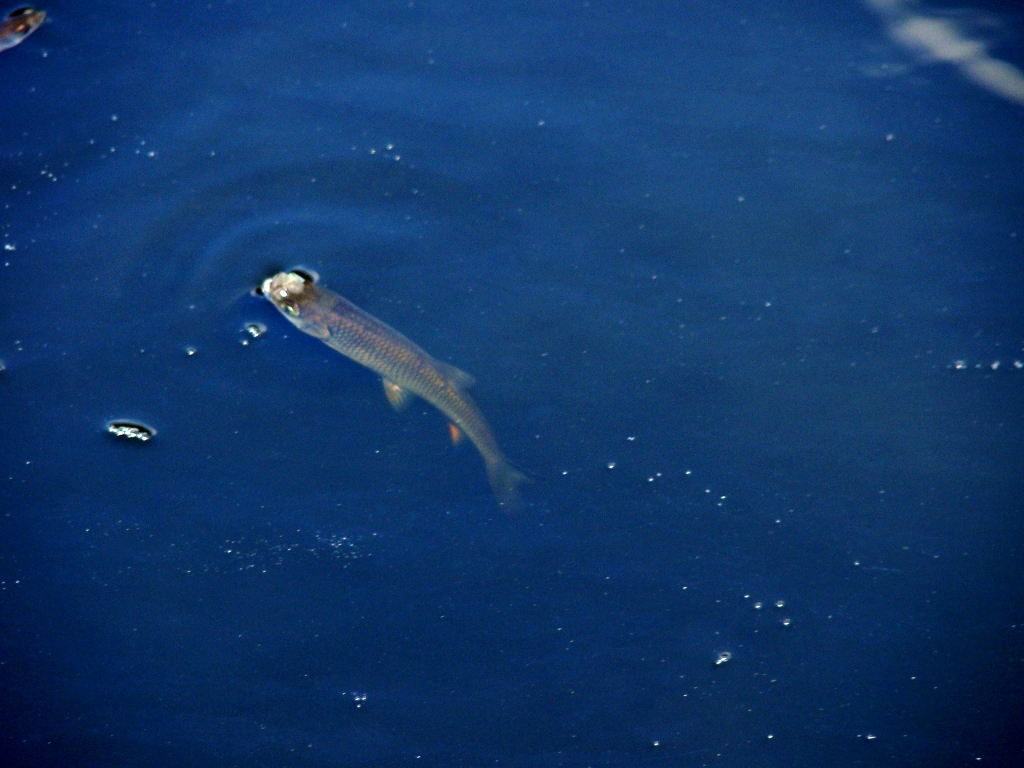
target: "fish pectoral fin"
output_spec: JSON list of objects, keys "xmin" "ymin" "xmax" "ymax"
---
[
  {"xmin": 440, "ymin": 362, "xmax": 475, "ymax": 389},
  {"xmin": 382, "ymin": 379, "xmax": 414, "ymax": 410},
  {"xmin": 448, "ymin": 423, "xmax": 464, "ymax": 446}
]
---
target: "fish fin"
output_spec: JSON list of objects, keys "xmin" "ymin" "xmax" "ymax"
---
[
  {"xmin": 448, "ymin": 423, "xmax": 464, "ymax": 445},
  {"xmin": 486, "ymin": 459, "xmax": 531, "ymax": 513},
  {"xmin": 382, "ymin": 379, "xmax": 414, "ymax": 410},
  {"xmin": 439, "ymin": 362, "xmax": 475, "ymax": 389}
]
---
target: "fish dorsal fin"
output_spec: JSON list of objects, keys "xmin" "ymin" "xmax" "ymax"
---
[
  {"xmin": 440, "ymin": 362, "xmax": 475, "ymax": 389},
  {"xmin": 382, "ymin": 379, "xmax": 414, "ymax": 410}
]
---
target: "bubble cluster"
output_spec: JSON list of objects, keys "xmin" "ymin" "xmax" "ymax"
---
[
  {"xmin": 221, "ymin": 530, "xmax": 376, "ymax": 571},
  {"xmin": 346, "ymin": 691, "xmax": 368, "ymax": 708},
  {"xmin": 950, "ymin": 359, "xmax": 1023, "ymax": 371},
  {"xmin": 240, "ymin": 322, "xmax": 267, "ymax": 346},
  {"xmin": 106, "ymin": 420, "xmax": 156, "ymax": 441}
]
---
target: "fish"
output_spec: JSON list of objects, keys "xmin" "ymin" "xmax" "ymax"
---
[
  {"xmin": 261, "ymin": 271, "xmax": 527, "ymax": 510},
  {"xmin": 0, "ymin": 6, "xmax": 45, "ymax": 52}
]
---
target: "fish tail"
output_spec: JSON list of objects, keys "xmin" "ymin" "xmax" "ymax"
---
[{"xmin": 486, "ymin": 459, "xmax": 530, "ymax": 512}]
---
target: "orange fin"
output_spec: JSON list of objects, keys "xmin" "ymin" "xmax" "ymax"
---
[
  {"xmin": 382, "ymin": 379, "xmax": 414, "ymax": 410},
  {"xmin": 448, "ymin": 423, "xmax": 464, "ymax": 445}
]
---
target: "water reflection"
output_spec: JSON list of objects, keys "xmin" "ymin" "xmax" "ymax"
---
[{"xmin": 866, "ymin": 0, "xmax": 1024, "ymax": 105}]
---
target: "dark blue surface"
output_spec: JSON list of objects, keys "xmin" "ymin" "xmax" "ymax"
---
[{"xmin": 2, "ymin": 1, "xmax": 1022, "ymax": 765}]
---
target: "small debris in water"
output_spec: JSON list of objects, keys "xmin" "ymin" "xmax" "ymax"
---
[
  {"xmin": 184, "ymin": 346, "xmax": 197, "ymax": 356},
  {"xmin": 106, "ymin": 421, "xmax": 156, "ymax": 442}
]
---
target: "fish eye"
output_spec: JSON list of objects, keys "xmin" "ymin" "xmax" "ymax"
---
[
  {"xmin": 284, "ymin": 303, "xmax": 300, "ymax": 316},
  {"xmin": 291, "ymin": 269, "xmax": 317, "ymax": 284}
]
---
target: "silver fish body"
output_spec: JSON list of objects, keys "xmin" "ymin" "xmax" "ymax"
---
[{"xmin": 262, "ymin": 271, "xmax": 526, "ymax": 509}]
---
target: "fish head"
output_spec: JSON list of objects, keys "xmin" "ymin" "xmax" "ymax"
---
[
  {"xmin": 260, "ymin": 271, "xmax": 330, "ymax": 339},
  {"xmin": 6, "ymin": 7, "xmax": 45, "ymax": 30},
  {"xmin": 261, "ymin": 271, "xmax": 309, "ymax": 316}
]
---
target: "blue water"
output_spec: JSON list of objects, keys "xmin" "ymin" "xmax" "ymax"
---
[{"xmin": 2, "ymin": 1, "xmax": 1022, "ymax": 765}]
